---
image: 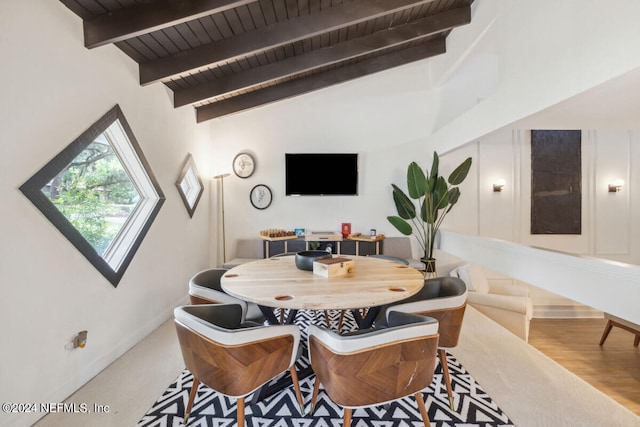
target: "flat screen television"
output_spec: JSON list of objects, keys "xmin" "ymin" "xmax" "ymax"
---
[{"xmin": 285, "ymin": 153, "xmax": 358, "ymax": 196}]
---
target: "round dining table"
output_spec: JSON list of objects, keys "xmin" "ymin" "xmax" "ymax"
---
[{"xmin": 221, "ymin": 255, "xmax": 424, "ymax": 328}]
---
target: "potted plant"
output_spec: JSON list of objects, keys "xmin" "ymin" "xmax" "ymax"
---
[{"xmin": 387, "ymin": 152, "xmax": 472, "ymax": 273}]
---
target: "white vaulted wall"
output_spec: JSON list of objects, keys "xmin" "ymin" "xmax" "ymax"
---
[
  {"xmin": 1, "ymin": 1, "xmax": 211, "ymax": 426},
  {"xmin": 209, "ymin": 0, "xmax": 640, "ymax": 317}
]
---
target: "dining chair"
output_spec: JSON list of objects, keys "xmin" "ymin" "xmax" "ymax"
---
[
  {"xmin": 308, "ymin": 311, "xmax": 440, "ymax": 426},
  {"xmin": 367, "ymin": 254, "xmax": 410, "ymax": 265},
  {"xmin": 188, "ymin": 268, "xmax": 264, "ymax": 323},
  {"xmin": 376, "ymin": 276, "xmax": 468, "ymax": 410},
  {"xmin": 174, "ymin": 303, "xmax": 304, "ymax": 426}
]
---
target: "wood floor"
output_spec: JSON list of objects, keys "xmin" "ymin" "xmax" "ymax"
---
[{"xmin": 528, "ymin": 317, "xmax": 640, "ymax": 416}]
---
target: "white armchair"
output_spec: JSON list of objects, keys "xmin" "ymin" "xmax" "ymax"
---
[{"xmin": 450, "ymin": 263, "xmax": 533, "ymax": 342}]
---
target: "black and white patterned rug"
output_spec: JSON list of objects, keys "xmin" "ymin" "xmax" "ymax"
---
[{"xmin": 138, "ymin": 309, "xmax": 514, "ymax": 426}]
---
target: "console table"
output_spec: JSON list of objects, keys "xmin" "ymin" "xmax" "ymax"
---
[{"xmin": 261, "ymin": 236, "xmax": 383, "ymax": 257}]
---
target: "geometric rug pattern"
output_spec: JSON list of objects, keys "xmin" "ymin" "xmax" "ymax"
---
[{"xmin": 138, "ymin": 309, "xmax": 515, "ymax": 427}]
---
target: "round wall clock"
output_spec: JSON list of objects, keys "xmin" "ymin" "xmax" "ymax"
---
[
  {"xmin": 232, "ymin": 152, "xmax": 255, "ymax": 178},
  {"xmin": 250, "ymin": 184, "xmax": 272, "ymax": 210}
]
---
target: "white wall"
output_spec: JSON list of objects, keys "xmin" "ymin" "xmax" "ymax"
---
[
  {"xmin": 210, "ymin": 0, "xmax": 640, "ymax": 257},
  {"xmin": 427, "ymin": 0, "xmax": 640, "ymax": 155},
  {"xmin": 209, "ymin": 0, "xmax": 640, "ymax": 318},
  {"xmin": 444, "ymin": 129, "xmax": 640, "ymax": 259},
  {"xmin": 442, "ymin": 129, "xmax": 640, "ymax": 315},
  {"xmin": 207, "ymin": 61, "xmax": 441, "ymax": 264},
  {"xmin": 0, "ymin": 2, "xmax": 211, "ymax": 426}
]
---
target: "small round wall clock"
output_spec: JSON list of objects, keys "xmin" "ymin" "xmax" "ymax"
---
[
  {"xmin": 232, "ymin": 152, "xmax": 255, "ymax": 178},
  {"xmin": 250, "ymin": 184, "xmax": 272, "ymax": 210}
]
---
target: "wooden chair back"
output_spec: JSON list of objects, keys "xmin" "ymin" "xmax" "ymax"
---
[
  {"xmin": 173, "ymin": 304, "xmax": 303, "ymax": 426},
  {"xmin": 308, "ymin": 312, "xmax": 439, "ymax": 426},
  {"xmin": 175, "ymin": 322, "xmax": 295, "ymax": 397},
  {"xmin": 410, "ymin": 304, "xmax": 466, "ymax": 347},
  {"xmin": 309, "ymin": 333, "xmax": 439, "ymax": 407}
]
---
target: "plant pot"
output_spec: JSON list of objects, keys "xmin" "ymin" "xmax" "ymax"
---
[{"xmin": 421, "ymin": 258, "xmax": 436, "ymax": 273}]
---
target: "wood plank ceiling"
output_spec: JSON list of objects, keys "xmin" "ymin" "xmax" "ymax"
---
[{"xmin": 59, "ymin": 0, "xmax": 474, "ymax": 122}]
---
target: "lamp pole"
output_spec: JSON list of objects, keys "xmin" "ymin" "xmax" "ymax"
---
[{"xmin": 213, "ymin": 173, "xmax": 230, "ymax": 264}]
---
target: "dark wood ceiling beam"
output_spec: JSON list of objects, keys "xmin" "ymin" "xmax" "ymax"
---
[
  {"xmin": 195, "ymin": 38, "xmax": 446, "ymax": 122},
  {"xmin": 174, "ymin": 6, "xmax": 471, "ymax": 107},
  {"xmin": 174, "ymin": 6, "xmax": 470, "ymax": 107},
  {"xmin": 140, "ymin": 0, "xmax": 438, "ymax": 85},
  {"xmin": 84, "ymin": 0, "xmax": 255, "ymax": 48}
]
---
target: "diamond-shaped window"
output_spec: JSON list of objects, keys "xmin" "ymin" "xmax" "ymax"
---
[
  {"xmin": 176, "ymin": 153, "xmax": 204, "ymax": 218},
  {"xmin": 20, "ymin": 105, "xmax": 165, "ymax": 287}
]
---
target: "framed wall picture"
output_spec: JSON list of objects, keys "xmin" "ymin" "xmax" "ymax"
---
[
  {"xmin": 233, "ymin": 152, "xmax": 255, "ymax": 178},
  {"xmin": 531, "ymin": 130, "xmax": 582, "ymax": 234},
  {"xmin": 250, "ymin": 184, "xmax": 272, "ymax": 210}
]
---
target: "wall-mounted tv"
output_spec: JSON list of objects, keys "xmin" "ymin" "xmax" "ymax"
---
[{"xmin": 285, "ymin": 153, "xmax": 358, "ymax": 196}]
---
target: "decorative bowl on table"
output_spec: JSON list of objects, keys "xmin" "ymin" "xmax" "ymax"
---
[{"xmin": 295, "ymin": 250, "xmax": 332, "ymax": 271}]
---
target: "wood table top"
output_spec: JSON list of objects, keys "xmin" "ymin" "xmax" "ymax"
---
[{"xmin": 221, "ymin": 255, "xmax": 424, "ymax": 310}]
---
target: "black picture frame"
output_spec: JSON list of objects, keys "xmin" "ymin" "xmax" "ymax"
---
[
  {"xmin": 531, "ymin": 130, "xmax": 582, "ymax": 234},
  {"xmin": 250, "ymin": 184, "xmax": 272, "ymax": 210}
]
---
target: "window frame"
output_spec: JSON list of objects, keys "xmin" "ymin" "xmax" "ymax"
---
[
  {"xmin": 175, "ymin": 153, "xmax": 204, "ymax": 218},
  {"xmin": 19, "ymin": 105, "xmax": 165, "ymax": 287}
]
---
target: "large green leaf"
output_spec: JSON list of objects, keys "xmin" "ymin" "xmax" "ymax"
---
[
  {"xmin": 387, "ymin": 216, "xmax": 413, "ymax": 235},
  {"xmin": 429, "ymin": 151, "xmax": 439, "ymax": 180},
  {"xmin": 433, "ymin": 176, "xmax": 449, "ymax": 210},
  {"xmin": 448, "ymin": 187, "xmax": 461, "ymax": 204},
  {"xmin": 445, "ymin": 187, "xmax": 460, "ymax": 213},
  {"xmin": 421, "ymin": 197, "xmax": 438, "ymax": 224},
  {"xmin": 448, "ymin": 157, "xmax": 472, "ymax": 185},
  {"xmin": 391, "ymin": 184, "xmax": 416, "ymax": 219},
  {"xmin": 407, "ymin": 162, "xmax": 427, "ymax": 199}
]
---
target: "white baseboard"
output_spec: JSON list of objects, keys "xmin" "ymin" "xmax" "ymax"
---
[
  {"xmin": 533, "ymin": 304, "xmax": 604, "ymax": 319},
  {"xmin": 7, "ymin": 295, "xmax": 189, "ymax": 427}
]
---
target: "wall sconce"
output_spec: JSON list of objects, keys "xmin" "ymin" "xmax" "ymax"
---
[
  {"xmin": 608, "ymin": 179, "xmax": 624, "ymax": 193},
  {"xmin": 493, "ymin": 179, "xmax": 506, "ymax": 192}
]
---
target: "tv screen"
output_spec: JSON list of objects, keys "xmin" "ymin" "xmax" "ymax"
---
[{"xmin": 285, "ymin": 153, "xmax": 358, "ymax": 196}]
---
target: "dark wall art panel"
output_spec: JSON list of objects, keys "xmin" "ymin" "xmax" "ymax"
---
[{"xmin": 531, "ymin": 130, "xmax": 582, "ymax": 234}]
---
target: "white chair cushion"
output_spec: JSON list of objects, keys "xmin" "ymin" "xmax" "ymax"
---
[
  {"xmin": 489, "ymin": 281, "xmax": 530, "ymax": 298},
  {"xmin": 389, "ymin": 290, "xmax": 468, "ymax": 314},
  {"xmin": 307, "ymin": 318, "xmax": 438, "ymax": 354},
  {"xmin": 457, "ymin": 263, "xmax": 490, "ymax": 294},
  {"xmin": 467, "ymin": 292, "xmax": 532, "ymax": 316}
]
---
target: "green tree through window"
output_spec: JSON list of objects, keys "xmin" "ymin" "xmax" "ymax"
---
[
  {"xmin": 44, "ymin": 137, "xmax": 141, "ymax": 255},
  {"xmin": 20, "ymin": 105, "xmax": 164, "ymax": 286}
]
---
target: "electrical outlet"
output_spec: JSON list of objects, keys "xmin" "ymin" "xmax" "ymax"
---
[{"xmin": 72, "ymin": 330, "xmax": 88, "ymax": 349}]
